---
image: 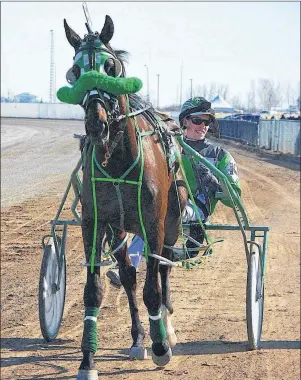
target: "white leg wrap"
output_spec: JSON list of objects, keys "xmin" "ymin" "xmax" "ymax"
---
[
  {"xmin": 148, "ymin": 311, "xmax": 162, "ymax": 320},
  {"xmin": 84, "ymin": 316, "xmax": 97, "ymax": 322}
]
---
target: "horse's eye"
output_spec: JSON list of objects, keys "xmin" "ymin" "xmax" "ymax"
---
[
  {"xmin": 66, "ymin": 65, "xmax": 81, "ymax": 85},
  {"xmin": 72, "ymin": 65, "xmax": 81, "ymax": 80},
  {"xmin": 66, "ymin": 64, "xmax": 81, "ymax": 85},
  {"xmin": 104, "ymin": 58, "xmax": 122, "ymax": 77}
]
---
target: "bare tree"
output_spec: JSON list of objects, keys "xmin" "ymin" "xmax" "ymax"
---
[
  {"xmin": 193, "ymin": 82, "xmax": 230, "ymax": 101},
  {"xmin": 257, "ymin": 79, "xmax": 283, "ymax": 110},
  {"xmin": 217, "ymin": 84, "xmax": 229, "ymax": 100},
  {"xmin": 208, "ymin": 82, "xmax": 217, "ymax": 101},
  {"xmin": 286, "ymin": 83, "xmax": 292, "ymax": 107},
  {"xmin": 247, "ymin": 80, "xmax": 256, "ymax": 112},
  {"xmin": 194, "ymin": 84, "xmax": 208, "ymax": 99},
  {"xmin": 231, "ymin": 95, "xmax": 244, "ymax": 111}
]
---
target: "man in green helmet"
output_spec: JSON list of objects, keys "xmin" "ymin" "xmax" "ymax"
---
[
  {"xmin": 179, "ymin": 96, "xmax": 241, "ymax": 249},
  {"xmin": 106, "ymin": 96, "xmax": 241, "ymax": 287}
]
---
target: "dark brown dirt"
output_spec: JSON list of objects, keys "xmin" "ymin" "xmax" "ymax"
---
[{"xmin": 1, "ymin": 118, "xmax": 300, "ymax": 379}]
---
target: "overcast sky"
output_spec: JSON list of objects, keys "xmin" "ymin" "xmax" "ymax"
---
[{"xmin": 1, "ymin": 1, "xmax": 300, "ymax": 107}]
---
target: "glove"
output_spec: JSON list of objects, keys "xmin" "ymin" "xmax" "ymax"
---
[{"xmin": 195, "ymin": 162, "xmax": 221, "ymax": 193}]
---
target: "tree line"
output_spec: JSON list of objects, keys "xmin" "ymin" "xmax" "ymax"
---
[{"xmin": 162, "ymin": 79, "xmax": 300, "ymax": 112}]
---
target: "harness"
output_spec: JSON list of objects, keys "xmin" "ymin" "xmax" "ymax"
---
[
  {"xmin": 62, "ymin": 32, "xmax": 211, "ymax": 272},
  {"xmin": 78, "ymin": 94, "xmax": 185, "ymax": 272}
]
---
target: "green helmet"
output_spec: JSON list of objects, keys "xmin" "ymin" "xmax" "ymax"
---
[
  {"xmin": 179, "ymin": 96, "xmax": 215, "ymax": 125},
  {"xmin": 179, "ymin": 96, "xmax": 220, "ymax": 137}
]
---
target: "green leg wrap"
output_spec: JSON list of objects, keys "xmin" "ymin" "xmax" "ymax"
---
[
  {"xmin": 149, "ymin": 315, "xmax": 167, "ymax": 343},
  {"xmin": 81, "ymin": 307, "xmax": 99, "ymax": 353}
]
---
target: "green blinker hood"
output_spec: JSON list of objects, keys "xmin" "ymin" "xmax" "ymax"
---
[{"xmin": 57, "ymin": 70, "xmax": 143, "ymax": 104}]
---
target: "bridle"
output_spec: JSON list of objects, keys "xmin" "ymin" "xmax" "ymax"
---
[{"xmin": 67, "ymin": 33, "xmax": 152, "ymax": 151}]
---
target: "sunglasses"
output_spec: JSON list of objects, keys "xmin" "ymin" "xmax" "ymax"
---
[{"xmin": 189, "ymin": 117, "xmax": 211, "ymax": 126}]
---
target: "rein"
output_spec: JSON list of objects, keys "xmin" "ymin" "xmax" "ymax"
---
[
  {"xmin": 89, "ymin": 97, "xmax": 153, "ymax": 272},
  {"xmin": 88, "ymin": 100, "xmax": 221, "ymax": 273},
  {"xmin": 101, "ymin": 105, "xmax": 152, "ymax": 167}
]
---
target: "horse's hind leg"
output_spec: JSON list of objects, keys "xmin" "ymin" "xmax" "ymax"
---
[
  {"xmin": 143, "ymin": 225, "xmax": 173, "ymax": 366},
  {"xmin": 108, "ymin": 228, "xmax": 146, "ymax": 359},
  {"xmin": 77, "ymin": 216, "xmax": 105, "ymax": 380},
  {"xmin": 160, "ymin": 177, "xmax": 188, "ymax": 348}
]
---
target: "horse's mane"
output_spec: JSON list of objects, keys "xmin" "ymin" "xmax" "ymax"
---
[{"xmin": 112, "ymin": 48, "xmax": 154, "ymax": 111}]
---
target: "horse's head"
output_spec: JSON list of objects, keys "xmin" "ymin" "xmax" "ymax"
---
[{"xmin": 64, "ymin": 16, "xmax": 126, "ymax": 146}]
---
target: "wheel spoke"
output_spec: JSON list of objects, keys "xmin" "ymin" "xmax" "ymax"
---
[{"xmin": 39, "ymin": 239, "xmax": 66, "ymax": 341}]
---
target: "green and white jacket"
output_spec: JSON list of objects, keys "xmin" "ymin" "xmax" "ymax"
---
[{"xmin": 182, "ymin": 138, "xmax": 241, "ymax": 216}]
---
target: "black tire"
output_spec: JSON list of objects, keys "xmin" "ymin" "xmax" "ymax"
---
[
  {"xmin": 246, "ymin": 244, "xmax": 264, "ymax": 350},
  {"xmin": 38, "ymin": 237, "xmax": 66, "ymax": 342}
]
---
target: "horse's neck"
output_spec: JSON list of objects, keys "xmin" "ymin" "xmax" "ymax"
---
[
  {"xmin": 118, "ymin": 95, "xmax": 139, "ymax": 156},
  {"xmin": 92, "ymin": 95, "xmax": 138, "ymax": 177}
]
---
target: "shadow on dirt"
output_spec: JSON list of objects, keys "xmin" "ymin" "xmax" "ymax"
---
[
  {"xmin": 1, "ymin": 338, "xmax": 299, "ymax": 378},
  {"xmin": 0, "ymin": 337, "xmax": 75, "ymax": 352},
  {"xmin": 172, "ymin": 339, "xmax": 300, "ymax": 355},
  {"xmin": 260, "ymin": 340, "xmax": 300, "ymax": 349}
]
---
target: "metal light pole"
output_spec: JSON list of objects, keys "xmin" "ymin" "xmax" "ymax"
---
[
  {"xmin": 144, "ymin": 64, "xmax": 150, "ymax": 102},
  {"xmin": 157, "ymin": 74, "xmax": 160, "ymax": 109},
  {"xmin": 49, "ymin": 30, "xmax": 56, "ymax": 103},
  {"xmin": 179, "ymin": 62, "xmax": 183, "ymax": 107},
  {"xmin": 189, "ymin": 78, "xmax": 193, "ymax": 98}
]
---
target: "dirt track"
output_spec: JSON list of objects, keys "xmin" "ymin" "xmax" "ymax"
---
[{"xmin": 1, "ymin": 118, "xmax": 300, "ymax": 379}]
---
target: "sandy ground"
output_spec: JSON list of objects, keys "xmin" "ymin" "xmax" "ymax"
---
[{"xmin": 1, "ymin": 118, "xmax": 300, "ymax": 379}]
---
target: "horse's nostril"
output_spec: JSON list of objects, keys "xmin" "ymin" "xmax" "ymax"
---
[{"xmin": 97, "ymin": 104, "xmax": 107, "ymax": 122}]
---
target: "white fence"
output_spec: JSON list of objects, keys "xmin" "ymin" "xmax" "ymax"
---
[
  {"xmin": 259, "ymin": 120, "xmax": 300, "ymax": 156},
  {"xmin": 1, "ymin": 103, "xmax": 85, "ymax": 119},
  {"xmin": 0, "ymin": 103, "xmax": 180, "ymax": 121},
  {"xmin": 1, "ymin": 103, "xmax": 300, "ymax": 157}
]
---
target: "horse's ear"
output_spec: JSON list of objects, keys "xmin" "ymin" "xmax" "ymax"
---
[
  {"xmin": 64, "ymin": 19, "xmax": 81, "ymax": 50},
  {"xmin": 99, "ymin": 15, "xmax": 114, "ymax": 44}
]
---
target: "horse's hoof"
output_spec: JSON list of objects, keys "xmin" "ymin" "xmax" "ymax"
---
[
  {"xmin": 161, "ymin": 305, "xmax": 177, "ymax": 348},
  {"xmin": 129, "ymin": 346, "xmax": 147, "ymax": 360},
  {"xmin": 76, "ymin": 369, "xmax": 98, "ymax": 380},
  {"xmin": 167, "ymin": 329, "xmax": 177, "ymax": 348},
  {"xmin": 152, "ymin": 347, "xmax": 172, "ymax": 367}
]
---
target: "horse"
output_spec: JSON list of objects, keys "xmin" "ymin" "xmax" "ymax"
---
[{"xmin": 62, "ymin": 15, "xmax": 188, "ymax": 379}]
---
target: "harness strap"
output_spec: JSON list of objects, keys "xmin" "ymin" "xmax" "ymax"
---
[
  {"xmin": 114, "ymin": 183, "xmax": 125, "ymax": 230},
  {"xmin": 116, "ymin": 105, "xmax": 152, "ymax": 122},
  {"xmin": 89, "ymin": 101, "xmax": 157, "ymax": 272},
  {"xmin": 101, "ymin": 131, "xmax": 124, "ymax": 167}
]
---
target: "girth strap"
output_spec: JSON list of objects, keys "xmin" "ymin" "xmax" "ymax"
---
[{"xmin": 113, "ymin": 182, "xmax": 125, "ymax": 231}]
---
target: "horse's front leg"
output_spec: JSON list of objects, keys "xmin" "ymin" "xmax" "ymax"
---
[
  {"xmin": 159, "ymin": 175, "xmax": 188, "ymax": 349},
  {"xmin": 144, "ymin": 229, "xmax": 172, "ymax": 366},
  {"xmin": 160, "ymin": 247, "xmax": 177, "ymax": 348},
  {"xmin": 77, "ymin": 216, "xmax": 105, "ymax": 380},
  {"xmin": 108, "ymin": 228, "xmax": 146, "ymax": 359}
]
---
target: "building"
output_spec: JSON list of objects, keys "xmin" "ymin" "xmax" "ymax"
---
[{"xmin": 13, "ymin": 92, "xmax": 38, "ymax": 103}]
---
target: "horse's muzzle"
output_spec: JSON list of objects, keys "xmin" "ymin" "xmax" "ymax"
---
[{"xmin": 86, "ymin": 100, "xmax": 110, "ymax": 146}]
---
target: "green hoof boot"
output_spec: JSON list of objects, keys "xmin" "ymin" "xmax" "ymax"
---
[
  {"xmin": 76, "ymin": 369, "xmax": 98, "ymax": 380},
  {"xmin": 152, "ymin": 347, "xmax": 172, "ymax": 367}
]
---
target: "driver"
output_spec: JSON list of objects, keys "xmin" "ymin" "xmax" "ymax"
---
[{"xmin": 106, "ymin": 96, "xmax": 241, "ymax": 288}]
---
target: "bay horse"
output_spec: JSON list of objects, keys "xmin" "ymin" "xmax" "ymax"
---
[{"xmin": 63, "ymin": 15, "xmax": 188, "ymax": 379}]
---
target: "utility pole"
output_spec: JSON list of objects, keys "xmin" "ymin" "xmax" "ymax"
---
[
  {"xmin": 179, "ymin": 62, "xmax": 183, "ymax": 107},
  {"xmin": 157, "ymin": 74, "xmax": 160, "ymax": 109},
  {"xmin": 190, "ymin": 78, "xmax": 193, "ymax": 98},
  {"xmin": 144, "ymin": 64, "xmax": 150, "ymax": 103},
  {"xmin": 49, "ymin": 30, "xmax": 56, "ymax": 103}
]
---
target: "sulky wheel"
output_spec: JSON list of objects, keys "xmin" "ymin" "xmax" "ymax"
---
[
  {"xmin": 246, "ymin": 242, "xmax": 264, "ymax": 350},
  {"xmin": 38, "ymin": 237, "xmax": 66, "ymax": 342}
]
